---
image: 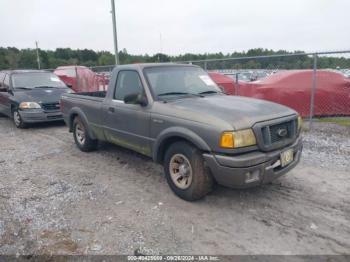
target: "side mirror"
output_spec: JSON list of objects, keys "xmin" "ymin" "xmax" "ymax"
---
[{"xmin": 124, "ymin": 93, "xmax": 148, "ymax": 106}]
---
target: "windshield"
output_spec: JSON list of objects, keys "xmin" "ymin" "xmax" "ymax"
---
[
  {"xmin": 144, "ymin": 66, "xmax": 221, "ymax": 99},
  {"xmin": 11, "ymin": 73, "xmax": 67, "ymax": 89}
]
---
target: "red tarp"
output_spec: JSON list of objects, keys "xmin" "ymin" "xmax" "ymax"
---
[
  {"xmin": 209, "ymin": 70, "xmax": 350, "ymax": 117},
  {"xmin": 54, "ymin": 66, "xmax": 108, "ymax": 93},
  {"xmin": 208, "ymin": 72, "xmax": 236, "ymax": 95}
]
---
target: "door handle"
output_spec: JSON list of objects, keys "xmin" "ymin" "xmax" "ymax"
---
[{"xmin": 108, "ymin": 107, "xmax": 115, "ymax": 113}]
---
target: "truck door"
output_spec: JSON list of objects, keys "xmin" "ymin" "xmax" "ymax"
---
[
  {"xmin": 0, "ymin": 73, "xmax": 11, "ymax": 117},
  {"xmin": 104, "ymin": 70, "xmax": 152, "ymax": 156}
]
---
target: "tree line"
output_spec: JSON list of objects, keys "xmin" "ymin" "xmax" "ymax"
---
[{"xmin": 0, "ymin": 47, "xmax": 349, "ymax": 70}]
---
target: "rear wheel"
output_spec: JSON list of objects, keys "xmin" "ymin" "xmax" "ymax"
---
[
  {"xmin": 73, "ymin": 117, "xmax": 98, "ymax": 152},
  {"xmin": 164, "ymin": 141, "xmax": 214, "ymax": 201},
  {"xmin": 13, "ymin": 109, "xmax": 26, "ymax": 129}
]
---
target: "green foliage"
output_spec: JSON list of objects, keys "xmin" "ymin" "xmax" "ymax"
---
[
  {"xmin": 0, "ymin": 47, "xmax": 349, "ymax": 70},
  {"xmin": 98, "ymin": 52, "xmax": 115, "ymax": 65},
  {"xmin": 18, "ymin": 49, "xmax": 37, "ymax": 69},
  {"xmin": 317, "ymin": 117, "xmax": 350, "ymax": 126}
]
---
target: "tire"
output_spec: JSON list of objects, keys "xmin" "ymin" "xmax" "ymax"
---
[
  {"xmin": 73, "ymin": 116, "xmax": 98, "ymax": 152},
  {"xmin": 12, "ymin": 109, "xmax": 27, "ymax": 129},
  {"xmin": 164, "ymin": 141, "xmax": 214, "ymax": 201}
]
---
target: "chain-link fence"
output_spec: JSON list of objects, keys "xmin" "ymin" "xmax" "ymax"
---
[
  {"xmin": 89, "ymin": 65, "xmax": 115, "ymax": 88},
  {"xmin": 182, "ymin": 51, "xmax": 350, "ymax": 131},
  {"xmin": 87, "ymin": 51, "xmax": 350, "ymax": 131}
]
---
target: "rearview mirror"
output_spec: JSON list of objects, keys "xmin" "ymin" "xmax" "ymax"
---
[{"xmin": 124, "ymin": 93, "xmax": 148, "ymax": 106}]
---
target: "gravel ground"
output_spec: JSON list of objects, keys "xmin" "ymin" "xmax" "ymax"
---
[{"xmin": 0, "ymin": 116, "xmax": 349, "ymax": 255}]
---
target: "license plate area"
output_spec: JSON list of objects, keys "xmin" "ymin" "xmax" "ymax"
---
[{"xmin": 280, "ymin": 149, "xmax": 294, "ymax": 167}]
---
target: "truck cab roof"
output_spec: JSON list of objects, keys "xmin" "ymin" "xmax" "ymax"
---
[{"xmin": 113, "ymin": 63, "xmax": 199, "ymax": 70}]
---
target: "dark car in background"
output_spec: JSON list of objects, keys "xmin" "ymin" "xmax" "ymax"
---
[{"xmin": 0, "ymin": 70, "xmax": 72, "ymax": 128}]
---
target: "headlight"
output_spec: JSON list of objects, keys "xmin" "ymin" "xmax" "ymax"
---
[
  {"xmin": 220, "ymin": 129, "xmax": 257, "ymax": 148},
  {"xmin": 297, "ymin": 116, "xmax": 303, "ymax": 131},
  {"xmin": 19, "ymin": 102, "xmax": 41, "ymax": 109}
]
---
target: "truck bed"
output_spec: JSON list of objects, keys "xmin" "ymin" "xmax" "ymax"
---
[
  {"xmin": 62, "ymin": 91, "xmax": 106, "ymax": 104},
  {"xmin": 61, "ymin": 91, "xmax": 106, "ymax": 126}
]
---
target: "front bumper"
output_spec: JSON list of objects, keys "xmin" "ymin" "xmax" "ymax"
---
[
  {"xmin": 19, "ymin": 109, "xmax": 63, "ymax": 123},
  {"xmin": 203, "ymin": 136, "xmax": 303, "ymax": 188}
]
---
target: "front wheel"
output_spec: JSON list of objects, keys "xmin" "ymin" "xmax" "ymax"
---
[
  {"xmin": 13, "ymin": 109, "xmax": 26, "ymax": 128},
  {"xmin": 164, "ymin": 141, "xmax": 214, "ymax": 201},
  {"xmin": 73, "ymin": 117, "xmax": 98, "ymax": 152}
]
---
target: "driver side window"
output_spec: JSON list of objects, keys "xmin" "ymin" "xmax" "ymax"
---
[{"xmin": 114, "ymin": 71, "xmax": 143, "ymax": 101}]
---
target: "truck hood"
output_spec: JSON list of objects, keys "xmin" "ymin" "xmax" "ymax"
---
[
  {"xmin": 164, "ymin": 95, "xmax": 297, "ymax": 130},
  {"xmin": 13, "ymin": 88, "xmax": 71, "ymax": 104}
]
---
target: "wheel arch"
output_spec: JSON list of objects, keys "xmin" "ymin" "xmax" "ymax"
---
[
  {"xmin": 10, "ymin": 102, "xmax": 18, "ymax": 113},
  {"xmin": 153, "ymin": 127, "xmax": 211, "ymax": 164},
  {"xmin": 10, "ymin": 102, "xmax": 20, "ymax": 118},
  {"xmin": 69, "ymin": 107, "xmax": 97, "ymax": 140}
]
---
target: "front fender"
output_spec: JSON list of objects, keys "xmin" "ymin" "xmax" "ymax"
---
[{"xmin": 152, "ymin": 126, "xmax": 211, "ymax": 163}]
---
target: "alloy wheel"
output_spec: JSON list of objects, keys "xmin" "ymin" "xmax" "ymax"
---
[{"xmin": 169, "ymin": 153, "xmax": 193, "ymax": 190}]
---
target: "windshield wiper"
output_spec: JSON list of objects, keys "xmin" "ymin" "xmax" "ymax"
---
[
  {"xmin": 34, "ymin": 85, "xmax": 55, "ymax": 89},
  {"xmin": 158, "ymin": 92, "xmax": 191, "ymax": 96},
  {"xmin": 14, "ymin": 87, "xmax": 32, "ymax": 90},
  {"xmin": 158, "ymin": 92, "xmax": 202, "ymax": 97},
  {"xmin": 198, "ymin": 90, "xmax": 222, "ymax": 95}
]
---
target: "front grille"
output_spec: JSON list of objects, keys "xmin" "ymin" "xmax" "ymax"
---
[
  {"xmin": 42, "ymin": 102, "xmax": 60, "ymax": 111},
  {"xmin": 47, "ymin": 114, "xmax": 62, "ymax": 120},
  {"xmin": 261, "ymin": 119, "xmax": 297, "ymax": 147}
]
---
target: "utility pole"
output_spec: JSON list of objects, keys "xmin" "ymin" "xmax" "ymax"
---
[
  {"xmin": 111, "ymin": 0, "xmax": 119, "ymax": 65},
  {"xmin": 160, "ymin": 33, "xmax": 162, "ymax": 54},
  {"xmin": 35, "ymin": 41, "xmax": 41, "ymax": 69}
]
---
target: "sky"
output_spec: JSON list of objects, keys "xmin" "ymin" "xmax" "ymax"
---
[{"xmin": 0, "ymin": 0, "xmax": 349, "ymax": 55}]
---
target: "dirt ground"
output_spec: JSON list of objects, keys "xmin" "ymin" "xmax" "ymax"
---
[{"xmin": 0, "ymin": 115, "xmax": 349, "ymax": 255}]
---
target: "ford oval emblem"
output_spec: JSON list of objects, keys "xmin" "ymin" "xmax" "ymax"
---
[{"xmin": 277, "ymin": 128, "xmax": 288, "ymax": 137}]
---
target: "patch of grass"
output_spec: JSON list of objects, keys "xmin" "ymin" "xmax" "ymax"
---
[{"xmin": 317, "ymin": 117, "xmax": 350, "ymax": 126}]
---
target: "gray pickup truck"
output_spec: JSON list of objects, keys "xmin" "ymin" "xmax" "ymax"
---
[{"xmin": 61, "ymin": 63, "xmax": 302, "ymax": 201}]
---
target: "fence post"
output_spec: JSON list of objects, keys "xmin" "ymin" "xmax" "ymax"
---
[
  {"xmin": 204, "ymin": 61, "xmax": 208, "ymax": 71},
  {"xmin": 75, "ymin": 66, "xmax": 79, "ymax": 92},
  {"xmin": 235, "ymin": 73, "xmax": 240, "ymax": 95},
  {"xmin": 309, "ymin": 54, "xmax": 318, "ymax": 131}
]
